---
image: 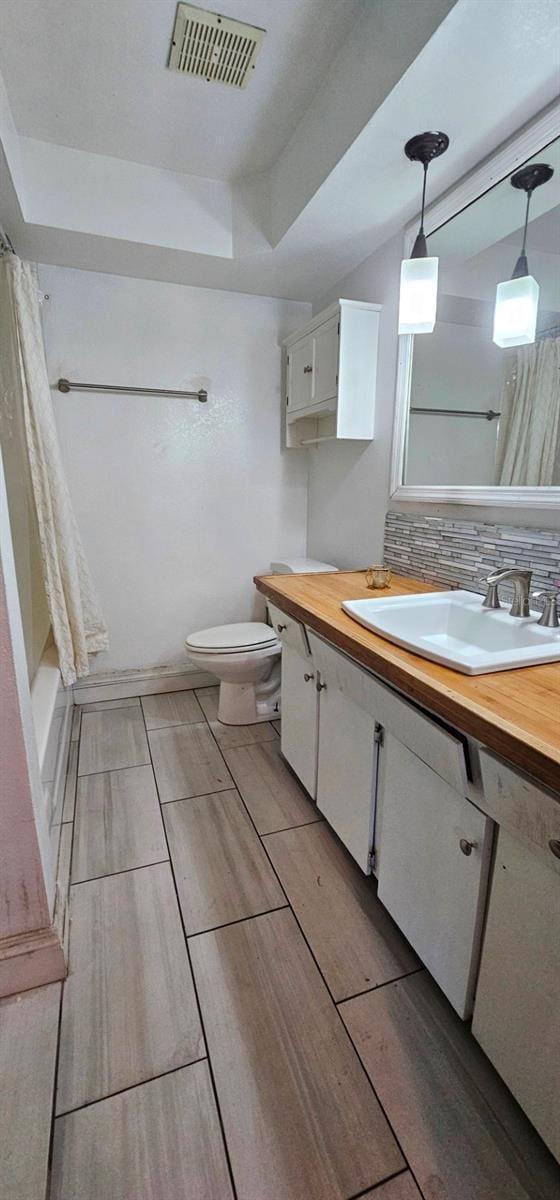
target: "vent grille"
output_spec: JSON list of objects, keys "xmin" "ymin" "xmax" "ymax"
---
[{"xmin": 168, "ymin": 4, "xmax": 266, "ymax": 89}]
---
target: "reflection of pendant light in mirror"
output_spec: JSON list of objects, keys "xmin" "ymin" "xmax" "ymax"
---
[
  {"xmin": 493, "ymin": 162, "xmax": 554, "ymax": 348},
  {"xmin": 398, "ymin": 131, "xmax": 449, "ymax": 335}
]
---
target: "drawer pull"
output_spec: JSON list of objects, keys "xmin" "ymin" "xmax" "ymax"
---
[
  {"xmin": 459, "ymin": 838, "xmax": 477, "ymax": 856},
  {"xmin": 549, "ymin": 839, "xmax": 560, "ymax": 860},
  {"xmin": 276, "ymin": 623, "xmax": 286, "ymax": 633},
  {"xmin": 304, "ymin": 672, "xmax": 315, "ymax": 682}
]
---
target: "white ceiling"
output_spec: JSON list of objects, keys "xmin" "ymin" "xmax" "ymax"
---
[
  {"xmin": 1, "ymin": 0, "xmax": 559, "ymax": 302},
  {"xmin": 0, "ymin": 0, "xmax": 363, "ymax": 180}
]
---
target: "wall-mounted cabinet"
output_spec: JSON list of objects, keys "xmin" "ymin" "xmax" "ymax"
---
[{"xmin": 283, "ymin": 299, "xmax": 380, "ymax": 448}]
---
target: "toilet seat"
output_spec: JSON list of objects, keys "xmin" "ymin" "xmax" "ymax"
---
[{"xmin": 186, "ymin": 622, "xmax": 279, "ymax": 655}]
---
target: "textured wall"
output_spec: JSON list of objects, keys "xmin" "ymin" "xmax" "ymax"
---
[{"xmin": 39, "ymin": 266, "xmax": 310, "ymax": 673}]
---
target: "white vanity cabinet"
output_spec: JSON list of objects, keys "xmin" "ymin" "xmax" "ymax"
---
[
  {"xmin": 472, "ymin": 753, "xmax": 560, "ymax": 1160},
  {"xmin": 375, "ymin": 734, "xmax": 493, "ymax": 1019},
  {"xmin": 309, "ymin": 633, "xmax": 380, "ymax": 873},
  {"xmin": 268, "ymin": 602, "xmax": 318, "ymax": 797},
  {"xmin": 307, "ymin": 630, "xmax": 493, "ymax": 1017},
  {"xmin": 283, "ymin": 299, "xmax": 380, "ymax": 448}
]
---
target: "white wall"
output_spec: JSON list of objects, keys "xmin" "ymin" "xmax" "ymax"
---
[{"xmin": 39, "ymin": 266, "xmax": 309, "ymax": 674}]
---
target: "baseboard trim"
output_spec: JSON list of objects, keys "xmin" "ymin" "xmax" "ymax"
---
[
  {"xmin": 0, "ymin": 925, "xmax": 66, "ymax": 998},
  {"xmin": 73, "ymin": 664, "xmax": 217, "ymax": 706}
]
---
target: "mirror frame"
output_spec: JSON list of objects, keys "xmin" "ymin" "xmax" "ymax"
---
[{"xmin": 390, "ymin": 101, "xmax": 560, "ymax": 509}]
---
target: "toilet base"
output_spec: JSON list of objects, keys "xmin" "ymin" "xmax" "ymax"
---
[{"xmin": 218, "ymin": 673, "xmax": 281, "ymax": 726}]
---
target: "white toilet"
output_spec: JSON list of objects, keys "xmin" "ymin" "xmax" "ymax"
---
[{"xmin": 186, "ymin": 558, "xmax": 337, "ymax": 725}]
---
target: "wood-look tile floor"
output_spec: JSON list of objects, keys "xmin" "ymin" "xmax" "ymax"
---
[{"xmin": 3, "ymin": 688, "xmax": 559, "ymax": 1200}]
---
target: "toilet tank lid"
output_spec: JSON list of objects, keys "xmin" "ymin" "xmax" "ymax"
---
[{"xmin": 270, "ymin": 557, "xmax": 337, "ymax": 574}]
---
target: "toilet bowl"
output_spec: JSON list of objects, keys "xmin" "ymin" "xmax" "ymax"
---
[
  {"xmin": 187, "ymin": 558, "xmax": 337, "ymax": 725},
  {"xmin": 186, "ymin": 622, "xmax": 281, "ymax": 725}
]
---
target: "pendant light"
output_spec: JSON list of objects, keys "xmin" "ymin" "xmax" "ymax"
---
[
  {"xmin": 398, "ymin": 131, "xmax": 449, "ymax": 335},
  {"xmin": 493, "ymin": 162, "xmax": 553, "ymax": 348}
]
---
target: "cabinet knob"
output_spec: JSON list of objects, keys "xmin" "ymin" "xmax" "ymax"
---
[
  {"xmin": 303, "ymin": 364, "xmax": 313, "ymax": 374},
  {"xmin": 549, "ymin": 839, "xmax": 560, "ymax": 860},
  {"xmin": 304, "ymin": 672, "xmax": 315, "ymax": 682},
  {"xmin": 459, "ymin": 838, "xmax": 477, "ymax": 856},
  {"xmin": 316, "ymin": 680, "xmax": 327, "ymax": 692},
  {"xmin": 276, "ymin": 623, "xmax": 286, "ymax": 632}
]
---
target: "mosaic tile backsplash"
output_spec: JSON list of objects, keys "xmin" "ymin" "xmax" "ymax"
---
[{"xmin": 384, "ymin": 511, "xmax": 560, "ymax": 608}]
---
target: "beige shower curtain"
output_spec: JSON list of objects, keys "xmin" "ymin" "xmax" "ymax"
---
[
  {"xmin": 0, "ymin": 255, "xmax": 108, "ymax": 683},
  {"xmin": 496, "ymin": 336, "xmax": 560, "ymax": 486}
]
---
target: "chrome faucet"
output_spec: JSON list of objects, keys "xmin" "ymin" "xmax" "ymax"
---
[
  {"xmin": 481, "ymin": 568, "xmax": 532, "ymax": 618},
  {"xmin": 532, "ymin": 590, "xmax": 560, "ymax": 628}
]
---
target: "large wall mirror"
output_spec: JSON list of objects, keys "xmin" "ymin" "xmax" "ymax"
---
[{"xmin": 391, "ymin": 106, "xmax": 560, "ymax": 508}]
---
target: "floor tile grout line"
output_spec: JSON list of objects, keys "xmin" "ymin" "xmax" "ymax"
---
[
  {"xmin": 260, "ymin": 816, "xmax": 325, "ymax": 836},
  {"xmin": 347, "ymin": 1165, "xmax": 412, "ymax": 1200},
  {"xmin": 70, "ymin": 857, "xmax": 171, "ymax": 887},
  {"xmin": 340, "ymin": 1019, "xmax": 425, "ymax": 1198},
  {"xmin": 54, "ymin": 1056, "xmax": 210, "ymax": 1120},
  {"xmin": 140, "ymin": 701, "xmax": 240, "ymax": 1200},
  {"xmin": 45, "ymin": 972, "xmax": 65, "ymax": 1181},
  {"xmin": 46, "ymin": 717, "xmax": 83, "ymax": 1177},
  {"xmin": 334, "ymin": 966, "xmax": 426, "ymax": 1008},
  {"xmin": 202, "ymin": 711, "xmax": 422, "ymax": 1197},
  {"xmin": 161, "ymin": 786, "xmax": 238, "ymax": 808},
  {"xmin": 185, "ymin": 903, "xmax": 291, "ymax": 941},
  {"xmin": 204, "ymin": 717, "xmax": 345, "ymax": 1014},
  {"xmin": 77, "ymin": 758, "xmax": 152, "ymax": 779}
]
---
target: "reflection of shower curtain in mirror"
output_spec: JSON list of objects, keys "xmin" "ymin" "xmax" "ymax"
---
[
  {"xmin": 0, "ymin": 255, "xmax": 108, "ymax": 684},
  {"xmin": 495, "ymin": 336, "xmax": 560, "ymax": 486}
]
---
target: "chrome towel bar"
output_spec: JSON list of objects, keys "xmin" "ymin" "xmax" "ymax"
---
[
  {"xmin": 410, "ymin": 406, "xmax": 500, "ymax": 420},
  {"xmin": 57, "ymin": 378, "xmax": 208, "ymax": 402}
]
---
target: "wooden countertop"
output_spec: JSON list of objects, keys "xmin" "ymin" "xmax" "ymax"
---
[{"xmin": 255, "ymin": 570, "xmax": 560, "ymax": 794}]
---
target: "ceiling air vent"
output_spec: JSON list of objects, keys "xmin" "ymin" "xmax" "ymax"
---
[{"xmin": 168, "ymin": 4, "xmax": 266, "ymax": 89}]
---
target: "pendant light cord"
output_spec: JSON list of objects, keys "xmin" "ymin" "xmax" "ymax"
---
[
  {"xmin": 511, "ymin": 186, "xmax": 533, "ymax": 278},
  {"xmin": 419, "ymin": 162, "xmax": 428, "ymax": 235},
  {"xmin": 520, "ymin": 188, "xmax": 532, "ymax": 256}
]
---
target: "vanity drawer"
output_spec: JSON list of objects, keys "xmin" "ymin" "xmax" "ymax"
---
[
  {"xmin": 480, "ymin": 750, "xmax": 560, "ymax": 875},
  {"xmin": 308, "ymin": 632, "xmax": 468, "ymax": 795},
  {"xmin": 267, "ymin": 601, "xmax": 310, "ymax": 658}
]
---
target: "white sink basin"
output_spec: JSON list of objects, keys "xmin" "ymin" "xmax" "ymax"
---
[{"xmin": 342, "ymin": 590, "xmax": 560, "ymax": 674}]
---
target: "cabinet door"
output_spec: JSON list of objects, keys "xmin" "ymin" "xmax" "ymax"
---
[
  {"xmin": 376, "ymin": 735, "xmax": 492, "ymax": 1018},
  {"xmin": 287, "ymin": 336, "xmax": 313, "ymax": 413},
  {"xmin": 280, "ymin": 641, "xmax": 318, "ymax": 798},
  {"xmin": 312, "ymin": 315, "xmax": 339, "ymax": 406},
  {"xmin": 472, "ymin": 828, "xmax": 560, "ymax": 1160},
  {"xmin": 316, "ymin": 677, "xmax": 378, "ymax": 873}
]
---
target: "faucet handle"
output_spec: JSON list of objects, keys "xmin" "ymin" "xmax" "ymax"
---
[
  {"xmin": 532, "ymin": 590, "xmax": 560, "ymax": 628},
  {"xmin": 475, "ymin": 575, "xmax": 501, "ymax": 610}
]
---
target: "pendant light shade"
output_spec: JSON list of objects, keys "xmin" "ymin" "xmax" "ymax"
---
[
  {"xmin": 492, "ymin": 162, "xmax": 553, "ymax": 349},
  {"xmin": 398, "ymin": 131, "xmax": 449, "ymax": 336},
  {"xmin": 493, "ymin": 274, "xmax": 539, "ymax": 348},
  {"xmin": 399, "ymin": 256, "xmax": 439, "ymax": 334}
]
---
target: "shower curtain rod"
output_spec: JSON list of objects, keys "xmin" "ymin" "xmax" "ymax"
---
[
  {"xmin": 57, "ymin": 378, "xmax": 208, "ymax": 402},
  {"xmin": 410, "ymin": 406, "xmax": 500, "ymax": 421}
]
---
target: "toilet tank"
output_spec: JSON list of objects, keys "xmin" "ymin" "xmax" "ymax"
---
[{"xmin": 270, "ymin": 557, "xmax": 338, "ymax": 574}]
